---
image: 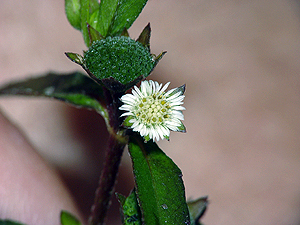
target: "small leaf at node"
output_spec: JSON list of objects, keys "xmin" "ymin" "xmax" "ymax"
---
[
  {"xmin": 122, "ymin": 116, "xmax": 134, "ymax": 127},
  {"xmin": 116, "ymin": 192, "xmax": 127, "ymax": 206},
  {"xmin": 87, "ymin": 23, "xmax": 104, "ymax": 46},
  {"xmin": 117, "ymin": 189, "xmax": 143, "ymax": 225},
  {"xmin": 154, "ymin": 51, "xmax": 167, "ymax": 67},
  {"xmin": 169, "ymin": 84, "xmax": 186, "ymax": 96},
  {"xmin": 136, "ymin": 23, "xmax": 151, "ymax": 51},
  {"xmin": 65, "ymin": 52, "xmax": 84, "ymax": 66},
  {"xmin": 177, "ymin": 121, "xmax": 187, "ymax": 133},
  {"xmin": 187, "ymin": 197, "xmax": 208, "ymax": 225},
  {"xmin": 121, "ymin": 28, "xmax": 130, "ymax": 37}
]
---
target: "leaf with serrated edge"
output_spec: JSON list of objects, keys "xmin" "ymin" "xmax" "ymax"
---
[
  {"xmin": 0, "ymin": 71, "xmax": 107, "ymax": 117},
  {"xmin": 128, "ymin": 135, "xmax": 190, "ymax": 225}
]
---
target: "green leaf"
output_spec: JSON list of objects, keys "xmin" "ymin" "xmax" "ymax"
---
[
  {"xmin": 0, "ymin": 71, "xmax": 107, "ymax": 117},
  {"xmin": 0, "ymin": 220, "xmax": 26, "ymax": 225},
  {"xmin": 187, "ymin": 197, "xmax": 208, "ymax": 225},
  {"xmin": 136, "ymin": 23, "xmax": 151, "ymax": 51},
  {"xmin": 95, "ymin": 0, "xmax": 148, "ymax": 37},
  {"xmin": 168, "ymin": 84, "xmax": 186, "ymax": 97},
  {"xmin": 80, "ymin": 0, "xmax": 90, "ymax": 46},
  {"xmin": 87, "ymin": 24, "xmax": 104, "ymax": 46},
  {"xmin": 65, "ymin": 0, "xmax": 148, "ymax": 45},
  {"xmin": 128, "ymin": 135, "xmax": 190, "ymax": 225},
  {"xmin": 65, "ymin": 52, "xmax": 84, "ymax": 66},
  {"xmin": 116, "ymin": 192, "xmax": 127, "ymax": 206},
  {"xmin": 117, "ymin": 190, "xmax": 143, "ymax": 225},
  {"xmin": 122, "ymin": 115, "xmax": 134, "ymax": 127},
  {"xmin": 89, "ymin": 0, "xmax": 100, "ymax": 14},
  {"xmin": 153, "ymin": 51, "xmax": 167, "ymax": 68},
  {"xmin": 109, "ymin": 0, "xmax": 148, "ymax": 36},
  {"xmin": 95, "ymin": 0, "xmax": 119, "ymax": 37},
  {"xmin": 65, "ymin": 0, "xmax": 82, "ymax": 30},
  {"xmin": 177, "ymin": 121, "xmax": 186, "ymax": 133},
  {"xmin": 60, "ymin": 211, "xmax": 81, "ymax": 225},
  {"xmin": 88, "ymin": 9, "xmax": 101, "ymax": 31},
  {"xmin": 65, "ymin": 0, "xmax": 100, "ymax": 45}
]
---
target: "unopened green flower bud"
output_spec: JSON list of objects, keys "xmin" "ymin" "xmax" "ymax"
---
[{"xmin": 84, "ymin": 36, "xmax": 155, "ymax": 92}]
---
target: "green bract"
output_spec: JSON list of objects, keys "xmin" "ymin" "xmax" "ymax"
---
[{"xmin": 84, "ymin": 36, "xmax": 155, "ymax": 90}]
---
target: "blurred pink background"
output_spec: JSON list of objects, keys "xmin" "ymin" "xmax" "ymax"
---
[{"xmin": 1, "ymin": 0, "xmax": 300, "ymax": 224}]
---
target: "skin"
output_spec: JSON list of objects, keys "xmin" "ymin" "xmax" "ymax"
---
[
  {"xmin": 0, "ymin": 110, "xmax": 82, "ymax": 224},
  {"xmin": 1, "ymin": 0, "xmax": 300, "ymax": 224}
]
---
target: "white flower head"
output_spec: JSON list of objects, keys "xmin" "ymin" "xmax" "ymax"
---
[{"xmin": 119, "ymin": 80, "xmax": 186, "ymax": 142}]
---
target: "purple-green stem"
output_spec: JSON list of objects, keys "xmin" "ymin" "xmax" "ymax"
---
[
  {"xmin": 88, "ymin": 88, "xmax": 127, "ymax": 225},
  {"xmin": 88, "ymin": 134, "xmax": 126, "ymax": 225}
]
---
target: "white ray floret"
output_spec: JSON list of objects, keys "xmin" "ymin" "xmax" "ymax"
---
[{"xmin": 119, "ymin": 80, "xmax": 186, "ymax": 142}]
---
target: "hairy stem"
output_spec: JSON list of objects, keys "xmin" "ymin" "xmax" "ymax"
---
[
  {"xmin": 89, "ymin": 88, "xmax": 127, "ymax": 225},
  {"xmin": 89, "ymin": 134, "xmax": 126, "ymax": 225}
]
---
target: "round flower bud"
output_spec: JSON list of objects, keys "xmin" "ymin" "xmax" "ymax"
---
[{"xmin": 84, "ymin": 36, "xmax": 155, "ymax": 91}]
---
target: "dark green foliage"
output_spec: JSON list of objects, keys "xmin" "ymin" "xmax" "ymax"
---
[
  {"xmin": 0, "ymin": 220, "xmax": 26, "ymax": 225},
  {"xmin": 0, "ymin": 71, "xmax": 106, "ymax": 115},
  {"xmin": 116, "ymin": 190, "xmax": 142, "ymax": 225},
  {"xmin": 93, "ymin": 0, "xmax": 148, "ymax": 37},
  {"xmin": 65, "ymin": 0, "xmax": 149, "ymax": 46},
  {"xmin": 128, "ymin": 135, "xmax": 191, "ymax": 225},
  {"xmin": 65, "ymin": 0, "xmax": 81, "ymax": 30}
]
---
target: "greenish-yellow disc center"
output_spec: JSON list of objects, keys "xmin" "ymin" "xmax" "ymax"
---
[{"xmin": 134, "ymin": 95, "xmax": 170, "ymax": 126}]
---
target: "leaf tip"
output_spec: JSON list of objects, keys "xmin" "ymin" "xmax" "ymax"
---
[{"xmin": 65, "ymin": 52, "xmax": 84, "ymax": 66}]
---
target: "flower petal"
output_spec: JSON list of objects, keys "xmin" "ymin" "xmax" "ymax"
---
[{"xmin": 119, "ymin": 80, "xmax": 186, "ymax": 142}]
